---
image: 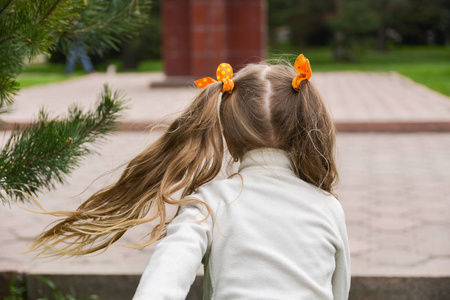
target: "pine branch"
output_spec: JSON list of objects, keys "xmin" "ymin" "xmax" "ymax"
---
[
  {"xmin": 20, "ymin": 136, "xmax": 73, "ymax": 168},
  {"xmin": 60, "ymin": 0, "xmax": 151, "ymax": 56},
  {"xmin": 69, "ymin": 2, "xmax": 132, "ymax": 33},
  {"xmin": 0, "ymin": 73, "xmax": 19, "ymax": 107},
  {"xmin": 0, "ymin": 84, "xmax": 128, "ymax": 203},
  {"xmin": 34, "ymin": 0, "xmax": 45, "ymax": 24},
  {"xmin": 0, "ymin": 0, "xmax": 81, "ymax": 106},
  {"xmin": 0, "ymin": 34, "xmax": 14, "ymax": 45},
  {"xmin": 0, "ymin": 0, "xmax": 13, "ymax": 16},
  {"xmin": 0, "ymin": 0, "xmax": 151, "ymax": 106},
  {"xmin": 37, "ymin": 0, "xmax": 63, "ymax": 26}
]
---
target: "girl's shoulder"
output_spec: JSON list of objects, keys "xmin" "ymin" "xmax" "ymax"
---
[
  {"xmin": 322, "ymin": 193, "xmax": 347, "ymax": 234},
  {"xmin": 327, "ymin": 195, "xmax": 345, "ymax": 217},
  {"xmin": 189, "ymin": 174, "xmax": 243, "ymax": 209}
]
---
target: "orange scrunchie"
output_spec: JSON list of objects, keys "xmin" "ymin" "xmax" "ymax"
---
[
  {"xmin": 194, "ymin": 63, "xmax": 235, "ymax": 94},
  {"xmin": 292, "ymin": 54, "xmax": 312, "ymax": 91}
]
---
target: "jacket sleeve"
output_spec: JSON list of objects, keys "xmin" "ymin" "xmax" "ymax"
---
[
  {"xmin": 133, "ymin": 200, "xmax": 212, "ymax": 300},
  {"xmin": 330, "ymin": 199, "xmax": 351, "ymax": 300}
]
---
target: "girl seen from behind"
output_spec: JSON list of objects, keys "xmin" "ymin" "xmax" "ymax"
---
[{"xmin": 30, "ymin": 55, "xmax": 351, "ymax": 300}]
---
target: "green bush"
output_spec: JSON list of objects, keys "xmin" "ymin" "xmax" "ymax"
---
[
  {"xmin": 4, "ymin": 276, "xmax": 25, "ymax": 300},
  {"xmin": 35, "ymin": 277, "xmax": 99, "ymax": 300},
  {"xmin": 4, "ymin": 276, "xmax": 100, "ymax": 300}
]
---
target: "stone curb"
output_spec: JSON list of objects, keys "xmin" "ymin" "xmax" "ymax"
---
[
  {"xmin": 335, "ymin": 121, "xmax": 450, "ymax": 133},
  {"xmin": 1, "ymin": 272, "xmax": 449, "ymax": 300},
  {"xmin": 3, "ymin": 121, "xmax": 450, "ymax": 133}
]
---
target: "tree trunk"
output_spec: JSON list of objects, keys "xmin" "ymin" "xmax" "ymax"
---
[
  {"xmin": 121, "ymin": 43, "xmax": 138, "ymax": 70},
  {"xmin": 377, "ymin": 23, "xmax": 387, "ymax": 51},
  {"xmin": 332, "ymin": 30, "xmax": 348, "ymax": 61}
]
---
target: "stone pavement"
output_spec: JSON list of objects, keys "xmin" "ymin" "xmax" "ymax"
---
[
  {"xmin": 3, "ymin": 71, "xmax": 450, "ymax": 129},
  {"xmin": 1, "ymin": 72, "xmax": 450, "ymax": 279}
]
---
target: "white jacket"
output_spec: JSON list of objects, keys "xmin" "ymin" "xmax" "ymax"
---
[{"xmin": 133, "ymin": 148, "xmax": 351, "ymax": 300}]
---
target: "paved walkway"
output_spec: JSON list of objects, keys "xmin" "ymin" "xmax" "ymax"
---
[
  {"xmin": 1, "ymin": 72, "xmax": 449, "ymax": 277},
  {"xmin": 4, "ymin": 71, "xmax": 450, "ymax": 126}
]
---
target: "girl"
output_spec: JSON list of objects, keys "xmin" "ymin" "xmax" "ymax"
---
[{"xmin": 31, "ymin": 55, "xmax": 351, "ymax": 300}]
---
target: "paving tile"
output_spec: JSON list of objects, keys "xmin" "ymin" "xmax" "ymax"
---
[
  {"xmin": 415, "ymin": 243, "xmax": 450, "ymax": 257},
  {"xmin": 368, "ymin": 249, "xmax": 430, "ymax": 266},
  {"xmin": 417, "ymin": 209, "xmax": 450, "ymax": 225},
  {"xmin": 349, "ymin": 239, "xmax": 377, "ymax": 257},
  {"xmin": 337, "ymin": 133, "xmax": 450, "ymax": 276},
  {"xmin": 344, "ymin": 209, "xmax": 372, "ymax": 224},
  {"xmin": 346, "ymin": 222, "xmax": 371, "ymax": 240},
  {"xmin": 370, "ymin": 231, "xmax": 416, "ymax": 251},
  {"xmin": 414, "ymin": 224, "xmax": 450, "ymax": 257},
  {"xmin": 369, "ymin": 215, "xmax": 419, "ymax": 232},
  {"xmin": 413, "ymin": 257, "xmax": 450, "ymax": 276},
  {"xmin": 368, "ymin": 202, "xmax": 409, "ymax": 218}
]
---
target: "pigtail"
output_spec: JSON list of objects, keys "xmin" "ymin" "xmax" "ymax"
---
[
  {"xmin": 268, "ymin": 64, "xmax": 338, "ymax": 195},
  {"xmin": 29, "ymin": 82, "xmax": 225, "ymax": 257},
  {"xmin": 288, "ymin": 80, "xmax": 338, "ymax": 194}
]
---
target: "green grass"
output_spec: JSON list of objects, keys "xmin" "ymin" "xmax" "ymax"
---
[
  {"xmin": 270, "ymin": 45, "xmax": 450, "ymax": 96},
  {"xmin": 17, "ymin": 59, "xmax": 163, "ymax": 88},
  {"xmin": 135, "ymin": 59, "xmax": 164, "ymax": 72},
  {"xmin": 18, "ymin": 73, "xmax": 81, "ymax": 88},
  {"xmin": 396, "ymin": 64, "xmax": 450, "ymax": 97},
  {"xmin": 94, "ymin": 59, "xmax": 163, "ymax": 72},
  {"xmin": 17, "ymin": 46, "xmax": 450, "ymax": 97},
  {"xmin": 17, "ymin": 63, "xmax": 84, "ymax": 88}
]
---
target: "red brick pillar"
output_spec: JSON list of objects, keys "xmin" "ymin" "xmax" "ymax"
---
[
  {"xmin": 227, "ymin": 0, "xmax": 266, "ymax": 69},
  {"xmin": 190, "ymin": 0, "xmax": 227, "ymax": 77},
  {"xmin": 156, "ymin": 0, "xmax": 266, "ymax": 85},
  {"xmin": 162, "ymin": 0, "xmax": 191, "ymax": 76}
]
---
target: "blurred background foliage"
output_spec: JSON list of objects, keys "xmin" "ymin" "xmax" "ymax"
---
[
  {"xmin": 48, "ymin": 0, "xmax": 161, "ymax": 69},
  {"xmin": 20, "ymin": 0, "xmax": 450, "ymax": 96},
  {"xmin": 268, "ymin": 0, "xmax": 448, "ymax": 57},
  {"xmin": 0, "ymin": 0, "xmax": 151, "ymax": 203},
  {"xmin": 47, "ymin": 0, "xmax": 450, "ymax": 66}
]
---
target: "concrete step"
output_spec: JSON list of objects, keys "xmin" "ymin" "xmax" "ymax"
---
[
  {"xmin": 2, "ymin": 272, "xmax": 450, "ymax": 300},
  {"xmin": 3, "ymin": 120, "xmax": 450, "ymax": 133}
]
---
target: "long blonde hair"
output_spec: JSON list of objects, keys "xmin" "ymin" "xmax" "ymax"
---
[{"xmin": 30, "ymin": 61, "xmax": 338, "ymax": 257}]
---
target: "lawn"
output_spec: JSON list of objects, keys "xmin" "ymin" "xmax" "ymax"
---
[
  {"xmin": 18, "ymin": 46, "xmax": 450, "ymax": 97},
  {"xmin": 17, "ymin": 63, "xmax": 84, "ymax": 88},
  {"xmin": 17, "ymin": 59, "xmax": 163, "ymax": 88},
  {"xmin": 270, "ymin": 45, "xmax": 450, "ymax": 97}
]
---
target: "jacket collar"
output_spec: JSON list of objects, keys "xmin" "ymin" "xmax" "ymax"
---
[{"xmin": 238, "ymin": 148, "xmax": 293, "ymax": 172}]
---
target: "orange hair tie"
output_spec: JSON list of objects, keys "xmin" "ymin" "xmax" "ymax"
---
[
  {"xmin": 292, "ymin": 54, "xmax": 312, "ymax": 91},
  {"xmin": 194, "ymin": 63, "xmax": 235, "ymax": 94}
]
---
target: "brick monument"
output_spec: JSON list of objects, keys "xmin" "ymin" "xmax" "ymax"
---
[{"xmin": 157, "ymin": 0, "xmax": 266, "ymax": 85}]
